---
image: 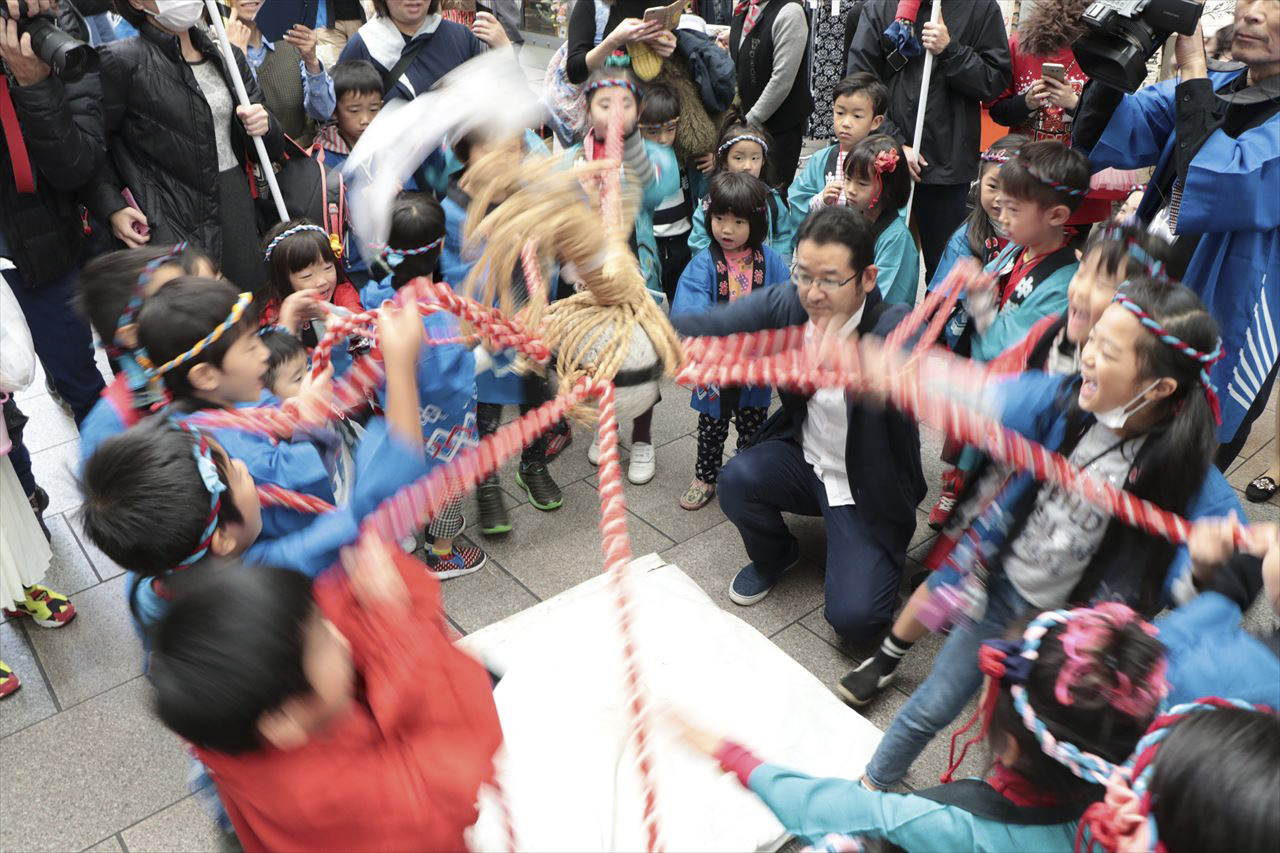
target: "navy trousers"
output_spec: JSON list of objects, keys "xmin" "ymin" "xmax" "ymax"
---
[
  {"xmin": 4, "ymin": 266, "xmax": 105, "ymax": 426},
  {"xmin": 718, "ymin": 438, "xmax": 903, "ymax": 642}
]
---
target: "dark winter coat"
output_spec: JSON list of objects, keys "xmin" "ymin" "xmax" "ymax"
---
[{"xmin": 84, "ymin": 24, "xmax": 284, "ymax": 261}]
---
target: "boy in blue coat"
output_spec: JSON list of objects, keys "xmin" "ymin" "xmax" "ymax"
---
[
  {"xmin": 79, "ymin": 298, "xmax": 433, "ymax": 628},
  {"xmin": 672, "ymin": 172, "xmax": 790, "ymax": 510},
  {"xmin": 670, "ymin": 206, "xmax": 925, "ymax": 642},
  {"xmin": 948, "ymin": 141, "xmax": 1090, "ymax": 362}
]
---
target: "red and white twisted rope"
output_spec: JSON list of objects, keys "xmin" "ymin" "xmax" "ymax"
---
[{"xmin": 256, "ymin": 483, "xmax": 336, "ymax": 514}]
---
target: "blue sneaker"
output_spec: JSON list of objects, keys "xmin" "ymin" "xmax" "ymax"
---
[{"xmin": 728, "ymin": 559, "xmax": 797, "ymax": 606}]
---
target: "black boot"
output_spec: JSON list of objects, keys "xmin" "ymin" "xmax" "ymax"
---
[
  {"xmin": 516, "ymin": 461, "xmax": 563, "ymax": 511},
  {"xmin": 477, "ymin": 481, "xmax": 512, "ymax": 535}
]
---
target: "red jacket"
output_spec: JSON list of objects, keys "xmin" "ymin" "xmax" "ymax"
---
[
  {"xmin": 197, "ymin": 553, "xmax": 503, "ymax": 852},
  {"xmin": 260, "ymin": 281, "xmax": 366, "ymax": 330}
]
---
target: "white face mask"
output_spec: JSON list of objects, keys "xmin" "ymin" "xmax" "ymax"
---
[
  {"xmin": 1094, "ymin": 378, "xmax": 1162, "ymax": 430},
  {"xmin": 146, "ymin": 0, "xmax": 205, "ymax": 32}
]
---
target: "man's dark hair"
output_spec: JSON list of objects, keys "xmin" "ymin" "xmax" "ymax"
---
[
  {"xmin": 639, "ymin": 82, "xmax": 681, "ymax": 126},
  {"xmin": 1148, "ymin": 707, "xmax": 1280, "ymax": 853},
  {"xmin": 136, "ymin": 277, "xmax": 260, "ymax": 399},
  {"xmin": 75, "ymin": 244, "xmax": 215, "ymax": 346},
  {"xmin": 79, "ymin": 416, "xmax": 243, "ymax": 578},
  {"xmin": 150, "ymin": 563, "xmax": 317, "ymax": 754},
  {"xmin": 387, "ymin": 192, "xmax": 446, "ymax": 288},
  {"xmin": 794, "ymin": 205, "xmax": 876, "ymax": 274},
  {"xmin": 330, "ymin": 59, "xmax": 383, "ymax": 102},
  {"xmin": 260, "ymin": 328, "xmax": 307, "ymax": 393},
  {"xmin": 998, "ymin": 140, "xmax": 1092, "ymax": 213},
  {"xmin": 706, "ymin": 171, "xmax": 771, "ymax": 251},
  {"xmin": 831, "ymin": 72, "xmax": 888, "ymax": 117}
]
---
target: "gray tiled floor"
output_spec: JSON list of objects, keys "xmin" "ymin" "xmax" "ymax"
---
[{"xmin": 3, "ymin": 42, "xmax": 1278, "ymax": 853}]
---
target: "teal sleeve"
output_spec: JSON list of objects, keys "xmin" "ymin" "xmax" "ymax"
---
[
  {"xmin": 874, "ymin": 219, "xmax": 920, "ymax": 306},
  {"xmin": 969, "ymin": 274, "xmax": 1071, "ymax": 362},
  {"xmin": 642, "ymin": 140, "xmax": 680, "ymax": 211},
  {"xmin": 688, "ymin": 202, "xmax": 711, "ymax": 254},
  {"xmin": 671, "ymin": 250, "xmax": 715, "ymax": 316},
  {"xmin": 929, "ymin": 226, "xmax": 973, "ymax": 292},
  {"xmin": 769, "ymin": 189, "xmax": 796, "ymax": 262},
  {"xmin": 787, "ymin": 148, "xmax": 829, "ymax": 227},
  {"xmin": 746, "ymin": 763, "xmax": 982, "ymax": 850}
]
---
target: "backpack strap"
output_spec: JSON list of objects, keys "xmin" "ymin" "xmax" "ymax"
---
[
  {"xmin": 381, "ymin": 38, "xmax": 432, "ymax": 97},
  {"xmin": 913, "ymin": 779, "xmax": 1096, "ymax": 826}
]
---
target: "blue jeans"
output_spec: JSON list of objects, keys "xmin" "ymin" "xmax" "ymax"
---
[
  {"xmin": 864, "ymin": 571, "xmax": 1034, "ymax": 788},
  {"xmin": 718, "ymin": 438, "xmax": 904, "ymax": 642},
  {"xmin": 3, "ymin": 266, "xmax": 106, "ymax": 425}
]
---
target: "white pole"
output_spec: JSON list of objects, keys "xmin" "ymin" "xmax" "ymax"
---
[
  {"xmin": 903, "ymin": 0, "xmax": 942, "ymax": 224},
  {"xmin": 202, "ymin": 0, "xmax": 291, "ymax": 223}
]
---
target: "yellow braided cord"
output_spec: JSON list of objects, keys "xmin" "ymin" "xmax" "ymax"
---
[{"xmin": 152, "ymin": 291, "xmax": 254, "ymax": 377}]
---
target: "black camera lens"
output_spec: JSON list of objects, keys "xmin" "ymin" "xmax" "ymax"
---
[{"xmin": 23, "ymin": 16, "xmax": 98, "ymax": 81}]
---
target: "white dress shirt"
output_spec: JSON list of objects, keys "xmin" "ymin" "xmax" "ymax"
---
[{"xmin": 800, "ymin": 304, "xmax": 865, "ymax": 507}]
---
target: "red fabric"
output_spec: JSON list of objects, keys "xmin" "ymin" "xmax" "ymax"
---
[
  {"xmin": 102, "ymin": 374, "xmax": 146, "ymax": 429},
  {"xmin": 984, "ymin": 312, "xmax": 1061, "ymax": 378},
  {"xmin": 893, "ymin": 0, "xmax": 923, "ymax": 21},
  {"xmin": 987, "ymin": 762, "xmax": 1061, "ymax": 808},
  {"xmin": 0, "ymin": 77, "xmax": 35, "ymax": 193},
  {"xmin": 999, "ymin": 249, "xmax": 1049, "ymax": 307},
  {"xmin": 196, "ymin": 552, "xmax": 503, "ymax": 853},
  {"xmin": 331, "ymin": 280, "xmax": 365, "ymax": 314},
  {"xmin": 714, "ymin": 740, "xmax": 764, "ymax": 787}
]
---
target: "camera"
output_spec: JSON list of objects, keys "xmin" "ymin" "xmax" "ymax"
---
[
  {"xmin": 1071, "ymin": 0, "xmax": 1203, "ymax": 92},
  {"xmin": 0, "ymin": 0, "xmax": 97, "ymax": 81}
]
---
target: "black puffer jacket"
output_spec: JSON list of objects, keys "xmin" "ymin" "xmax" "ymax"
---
[
  {"xmin": 84, "ymin": 24, "xmax": 284, "ymax": 261},
  {"xmin": 0, "ymin": 8, "xmax": 103, "ymax": 287}
]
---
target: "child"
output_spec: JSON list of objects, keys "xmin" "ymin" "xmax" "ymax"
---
[
  {"xmin": 787, "ymin": 73, "xmax": 888, "ymax": 222},
  {"xmin": 675, "ymin": 604, "xmax": 1168, "ymax": 850},
  {"xmin": 441, "ymin": 130, "xmax": 565, "ymax": 528},
  {"xmin": 259, "ymin": 326, "xmax": 309, "ymax": 402},
  {"xmin": 687, "ymin": 113, "xmax": 795, "ymax": 264},
  {"xmin": 1078, "ymin": 700, "xmax": 1279, "ymax": 853},
  {"xmin": 928, "ymin": 221, "xmax": 1173, "ymax": 528},
  {"xmin": 147, "ymin": 542, "xmax": 503, "ymax": 851},
  {"xmin": 1156, "ymin": 516, "xmax": 1280, "ymax": 707},
  {"xmin": 79, "ymin": 297, "xmax": 433, "ymax": 627},
  {"xmin": 260, "ymin": 219, "xmax": 365, "ymax": 355},
  {"xmin": 672, "ymin": 172, "xmax": 790, "ymax": 510},
  {"xmin": 842, "ymin": 135, "xmax": 918, "ymax": 306},
  {"xmin": 949, "ymin": 140, "xmax": 1090, "ymax": 362},
  {"xmin": 363, "ymin": 193, "xmax": 487, "ymax": 579},
  {"xmin": 841, "ymin": 278, "xmax": 1242, "ymax": 790},
  {"xmin": 134, "ymin": 278, "xmax": 338, "ymax": 545},
  {"xmin": 316, "ymin": 60, "xmax": 384, "ymax": 287},
  {"xmin": 639, "ymin": 83, "xmax": 694, "ymax": 306},
  {"xmin": 570, "ymin": 55, "xmax": 678, "ymax": 485},
  {"xmin": 75, "ymin": 244, "xmax": 219, "ymax": 462},
  {"xmin": 930, "ymin": 135, "xmax": 1028, "ymax": 290}
]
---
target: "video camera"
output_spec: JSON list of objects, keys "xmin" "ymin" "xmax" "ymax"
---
[
  {"xmin": 0, "ymin": 0, "xmax": 97, "ymax": 81},
  {"xmin": 1071, "ymin": 0, "xmax": 1203, "ymax": 92}
]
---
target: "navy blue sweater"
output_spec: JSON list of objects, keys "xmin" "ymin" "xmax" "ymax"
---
[{"xmin": 338, "ymin": 15, "xmax": 484, "ymax": 102}]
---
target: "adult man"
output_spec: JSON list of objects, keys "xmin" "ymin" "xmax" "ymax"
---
[
  {"xmin": 1074, "ymin": 0, "xmax": 1280, "ymax": 468},
  {"xmin": 846, "ymin": 0, "xmax": 1010, "ymax": 284},
  {"xmin": 338, "ymin": 0, "xmax": 508, "ymax": 102},
  {"xmin": 729, "ymin": 0, "xmax": 812, "ymax": 188},
  {"xmin": 0, "ymin": 0, "xmax": 106, "ymax": 424},
  {"xmin": 671, "ymin": 207, "xmax": 926, "ymax": 643}
]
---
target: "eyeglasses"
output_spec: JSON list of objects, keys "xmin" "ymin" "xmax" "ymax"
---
[{"xmin": 790, "ymin": 263, "xmax": 860, "ymax": 292}]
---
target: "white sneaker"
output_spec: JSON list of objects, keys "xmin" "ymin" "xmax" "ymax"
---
[
  {"xmin": 628, "ymin": 442, "xmax": 656, "ymax": 484},
  {"xmin": 587, "ymin": 435, "xmax": 601, "ymax": 466}
]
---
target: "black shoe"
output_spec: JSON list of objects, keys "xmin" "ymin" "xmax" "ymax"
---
[
  {"xmin": 835, "ymin": 656, "xmax": 899, "ymax": 707},
  {"xmin": 477, "ymin": 482, "xmax": 513, "ymax": 535},
  {"xmin": 516, "ymin": 461, "xmax": 563, "ymax": 511},
  {"xmin": 27, "ymin": 486, "xmax": 51, "ymax": 543}
]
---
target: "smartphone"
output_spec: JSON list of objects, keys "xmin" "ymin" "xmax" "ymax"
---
[
  {"xmin": 476, "ymin": 1, "xmax": 493, "ymax": 16},
  {"xmin": 1041, "ymin": 62, "xmax": 1067, "ymax": 83},
  {"xmin": 120, "ymin": 188, "xmax": 150, "ymax": 238}
]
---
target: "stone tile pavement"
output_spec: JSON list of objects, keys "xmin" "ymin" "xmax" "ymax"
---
[{"xmin": 3, "ymin": 42, "xmax": 1278, "ymax": 853}]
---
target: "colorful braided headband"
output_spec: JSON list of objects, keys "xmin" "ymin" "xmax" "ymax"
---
[
  {"xmin": 1076, "ymin": 697, "xmax": 1274, "ymax": 853},
  {"xmin": 136, "ymin": 291, "xmax": 255, "ymax": 379},
  {"xmin": 1100, "ymin": 222, "xmax": 1166, "ymax": 279},
  {"xmin": 717, "ymin": 133, "xmax": 770, "ymax": 156},
  {"xmin": 370, "ymin": 237, "xmax": 445, "ymax": 268},
  {"xmin": 174, "ymin": 420, "xmax": 226, "ymax": 569},
  {"xmin": 1111, "ymin": 288, "xmax": 1225, "ymax": 424},
  {"xmin": 586, "ymin": 78, "xmax": 643, "ymax": 100},
  {"xmin": 112, "ymin": 243, "xmax": 188, "ymax": 355},
  {"xmin": 943, "ymin": 604, "xmax": 1167, "ymax": 785},
  {"xmin": 980, "ymin": 148, "xmax": 1014, "ymax": 163},
  {"xmin": 1003, "ymin": 157, "xmax": 1087, "ymax": 198},
  {"xmin": 264, "ymin": 224, "xmax": 329, "ymax": 261}
]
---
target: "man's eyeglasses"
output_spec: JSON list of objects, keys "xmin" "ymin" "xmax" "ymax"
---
[{"xmin": 790, "ymin": 263, "xmax": 860, "ymax": 292}]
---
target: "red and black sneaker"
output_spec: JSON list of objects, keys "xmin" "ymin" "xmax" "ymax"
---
[
  {"xmin": 544, "ymin": 419, "xmax": 573, "ymax": 462},
  {"xmin": 927, "ymin": 469, "xmax": 965, "ymax": 531}
]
